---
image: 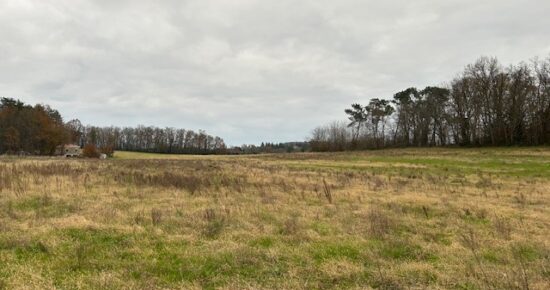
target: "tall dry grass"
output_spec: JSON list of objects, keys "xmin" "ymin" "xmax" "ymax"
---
[{"xmin": 0, "ymin": 149, "xmax": 548, "ymax": 289}]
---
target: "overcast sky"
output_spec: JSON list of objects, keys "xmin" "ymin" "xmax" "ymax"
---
[{"xmin": 1, "ymin": 0, "xmax": 549, "ymax": 145}]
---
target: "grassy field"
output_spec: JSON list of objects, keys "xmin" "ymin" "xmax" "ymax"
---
[{"xmin": 0, "ymin": 148, "xmax": 549, "ymax": 289}]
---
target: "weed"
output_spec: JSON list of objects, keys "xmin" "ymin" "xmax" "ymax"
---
[
  {"xmin": 515, "ymin": 192, "xmax": 527, "ymax": 206},
  {"xmin": 322, "ymin": 179, "xmax": 333, "ymax": 204},
  {"xmin": 460, "ymin": 228, "xmax": 492, "ymax": 288},
  {"xmin": 280, "ymin": 216, "xmax": 299, "ymax": 236},
  {"xmin": 367, "ymin": 208, "xmax": 393, "ymax": 239},
  {"xmin": 151, "ymin": 208, "xmax": 163, "ymax": 226},
  {"xmin": 74, "ymin": 243, "xmax": 87, "ymax": 270},
  {"xmin": 202, "ymin": 209, "xmax": 225, "ymax": 239},
  {"xmin": 133, "ymin": 210, "xmax": 146, "ymax": 225},
  {"xmin": 494, "ymin": 216, "xmax": 512, "ymax": 240}
]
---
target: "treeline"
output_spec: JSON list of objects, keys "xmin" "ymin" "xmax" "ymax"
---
[
  {"xmin": 0, "ymin": 98, "xmax": 226, "ymax": 155},
  {"xmin": 233, "ymin": 142, "xmax": 309, "ymax": 154},
  {"xmin": 65, "ymin": 120, "xmax": 227, "ymax": 155},
  {"xmin": 0, "ymin": 98, "xmax": 67, "ymax": 155},
  {"xmin": 311, "ymin": 56, "xmax": 550, "ymax": 151}
]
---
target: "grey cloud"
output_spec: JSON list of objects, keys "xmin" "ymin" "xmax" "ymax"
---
[{"xmin": 1, "ymin": 0, "xmax": 549, "ymax": 145}]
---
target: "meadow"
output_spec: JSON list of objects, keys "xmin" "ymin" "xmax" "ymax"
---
[{"xmin": 0, "ymin": 148, "xmax": 549, "ymax": 289}]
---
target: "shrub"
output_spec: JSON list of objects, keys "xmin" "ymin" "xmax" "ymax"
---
[
  {"xmin": 82, "ymin": 144, "xmax": 100, "ymax": 158},
  {"xmin": 100, "ymin": 145, "xmax": 114, "ymax": 157}
]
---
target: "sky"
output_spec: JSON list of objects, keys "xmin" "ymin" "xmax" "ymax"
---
[{"xmin": 1, "ymin": 0, "xmax": 550, "ymax": 145}]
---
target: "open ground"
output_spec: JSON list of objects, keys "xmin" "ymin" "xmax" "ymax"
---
[{"xmin": 0, "ymin": 148, "xmax": 549, "ymax": 289}]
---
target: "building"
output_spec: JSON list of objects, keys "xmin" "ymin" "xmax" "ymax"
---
[{"xmin": 56, "ymin": 144, "xmax": 82, "ymax": 157}]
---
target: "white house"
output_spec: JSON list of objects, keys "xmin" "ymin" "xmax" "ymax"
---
[{"xmin": 56, "ymin": 144, "xmax": 82, "ymax": 157}]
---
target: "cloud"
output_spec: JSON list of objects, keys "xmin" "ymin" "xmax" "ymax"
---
[{"xmin": 1, "ymin": 0, "xmax": 549, "ymax": 145}]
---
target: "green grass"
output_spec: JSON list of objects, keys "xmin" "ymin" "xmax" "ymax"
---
[
  {"xmin": 311, "ymin": 241, "xmax": 362, "ymax": 263},
  {"xmin": 115, "ymin": 147, "xmax": 550, "ymax": 178},
  {"xmin": 275, "ymin": 148, "xmax": 550, "ymax": 177}
]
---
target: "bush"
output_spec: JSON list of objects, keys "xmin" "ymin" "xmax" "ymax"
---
[
  {"xmin": 99, "ymin": 145, "xmax": 114, "ymax": 157},
  {"xmin": 82, "ymin": 144, "xmax": 100, "ymax": 158}
]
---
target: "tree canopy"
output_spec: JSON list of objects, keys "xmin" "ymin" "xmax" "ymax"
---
[{"xmin": 311, "ymin": 56, "xmax": 550, "ymax": 151}]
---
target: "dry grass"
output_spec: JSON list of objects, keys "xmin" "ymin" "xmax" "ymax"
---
[{"xmin": 0, "ymin": 148, "xmax": 549, "ymax": 289}]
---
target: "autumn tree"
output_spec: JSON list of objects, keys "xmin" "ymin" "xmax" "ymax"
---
[
  {"xmin": 0, "ymin": 98, "xmax": 68, "ymax": 155},
  {"xmin": 82, "ymin": 144, "xmax": 100, "ymax": 158}
]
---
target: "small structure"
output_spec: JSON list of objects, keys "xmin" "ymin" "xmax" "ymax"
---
[{"xmin": 56, "ymin": 144, "xmax": 82, "ymax": 157}]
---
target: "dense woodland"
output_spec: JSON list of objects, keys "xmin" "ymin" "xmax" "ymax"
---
[
  {"xmin": 0, "ymin": 98, "xmax": 226, "ymax": 155},
  {"xmin": 0, "ymin": 98, "xmax": 67, "ymax": 155},
  {"xmin": 311, "ymin": 56, "xmax": 550, "ymax": 151}
]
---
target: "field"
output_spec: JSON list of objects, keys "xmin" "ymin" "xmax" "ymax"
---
[{"xmin": 0, "ymin": 148, "xmax": 549, "ymax": 289}]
